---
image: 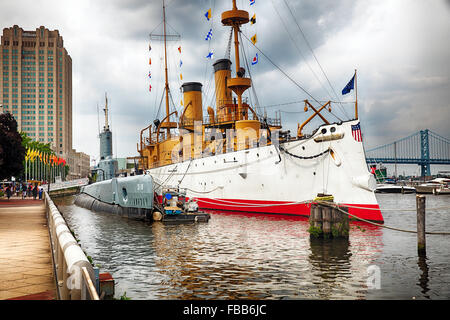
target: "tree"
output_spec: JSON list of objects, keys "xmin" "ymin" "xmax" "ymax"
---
[
  {"xmin": 20, "ymin": 131, "xmax": 53, "ymax": 155},
  {"xmin": 0, "ymin": 113, "xmax": 26, "ymax": 180}
]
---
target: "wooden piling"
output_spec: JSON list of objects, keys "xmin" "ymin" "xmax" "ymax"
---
[
  {"xmin": 308, "ymin": 203, "xmax": 349, "ymax": 239},
  {"xmin": 322, "ymin": 206, "xmax": 332, "ymax": 235},
  {"xmin": 416, "ymin": 195, "xmax": 426, "ymax": 255},
  {"xmin": 313, "ymin": 204, "xmax": 322, "ymax": 230}
]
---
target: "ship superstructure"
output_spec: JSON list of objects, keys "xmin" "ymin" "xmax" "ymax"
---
[
  {"xmin": 96, "ymin": 93, "xmax": 118, "ymax": 181},
  {"xmin": 137, "ymin": 0, "xmax": 384, "ymax": 222}
]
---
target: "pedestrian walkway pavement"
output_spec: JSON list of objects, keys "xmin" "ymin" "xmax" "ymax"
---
[{"xmin": 0, "ymin": 197, "xmax": 57, "ymax": 300}]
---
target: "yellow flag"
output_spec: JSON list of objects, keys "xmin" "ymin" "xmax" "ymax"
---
[
  {"xmin": 180, "ymin": 73, "xmax": 183, "ymax": 80},
  {"xmin": 205, "ymin": 8, "xmax": 212, "ymax": 21},
  {"xmin": 251, "ymin": 34, "xmax": 257, "ymax": 45}
]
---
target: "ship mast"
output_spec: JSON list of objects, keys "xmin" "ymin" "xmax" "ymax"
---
[
  {"xmin": 163, "ymin": 0, "xmax": 171, "ymax": 137},
  {"xmin": 222, "ymin": 0, "xmax": 252, "ymax": 121}
]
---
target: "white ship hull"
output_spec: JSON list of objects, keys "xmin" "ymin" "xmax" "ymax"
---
[{"xmin": 147, "ymin": 119, "xmax": 384, "ymax": 222}]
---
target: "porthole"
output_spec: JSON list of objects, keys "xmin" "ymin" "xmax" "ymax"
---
[
  {"xmin": 122, "ymin": 187, "xmax": 128, "ymax": 201},
  {"xmin": 302, "ymin": 146, "xmax": 305, "ymax": 150},
  {"xmin": 330, "ymin": 127, "xmax": 336, "ymax": 133},
  {"xmin": 321, "ymin": 128, "xmax": 327, "ymax": 134}
]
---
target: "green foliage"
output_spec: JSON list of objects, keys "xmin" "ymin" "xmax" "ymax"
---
[
  {"xmin": 332, "ymin": 223, "xmax": 349, "ymax": 237},
  {"xmin": 90, "ymin": 173, "xmax": 98, "ymax": 184},
  {"xmin": 0, "ymin": 113, "xmax": 26, "ymax": 180},
  {"xmin": 20, "ymin": 131, "xmax": 53, "ymax": 155},
  {"xmin": 308, "ymin": 225, "xmax": 323, "ymax": 238},
  {"xmin": 119, "ymin": 292, "xmax": 131, "ymax": 300}
]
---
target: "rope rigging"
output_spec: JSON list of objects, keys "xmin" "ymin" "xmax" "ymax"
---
[
  {"xmin": 280, "ymin": 0, "xmax": 349, "ymax": 119},
  {"xmin": 240, "ymin": 31, "xmax": 343, "ymax": 123}
]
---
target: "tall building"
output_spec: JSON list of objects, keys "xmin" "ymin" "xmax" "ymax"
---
[
  {"xmin": 0, "ymin": 25, "xmax": 72, "ymax": 155},
  {"xmin": 1, "ymin": 25, "xmax": 89, "ymax": 180}
]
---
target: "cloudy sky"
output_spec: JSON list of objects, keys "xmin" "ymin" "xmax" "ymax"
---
[{"xmin": 2, "ymin": 0, "xmax": 449, "ymax": 173}]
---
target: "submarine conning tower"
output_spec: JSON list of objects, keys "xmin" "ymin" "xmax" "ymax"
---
[
  {"xmin": 97, "ymin": 93, "xmax": 118, "ymax": 181},
  {"xmin": 99, "ymin": 129, "xmax": 112, "ymax": 160}
]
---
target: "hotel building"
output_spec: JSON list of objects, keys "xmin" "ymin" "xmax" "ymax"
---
[{"xmin": 0, "ymin": 25, "xmax": 89, "ymax": 180}]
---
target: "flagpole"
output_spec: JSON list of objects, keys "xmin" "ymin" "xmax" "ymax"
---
[{"xmin": 355, "ymin": 69, "xmax": 358, "ymax": 119}]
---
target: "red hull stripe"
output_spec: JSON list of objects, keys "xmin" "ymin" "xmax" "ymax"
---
[
  {"xmin": 156, "ymin": 196, "xmax": 384, "ymax": 223},
  {"xmin": 195, "ymin": 198, "xmax": 384, "ymax": 223}
]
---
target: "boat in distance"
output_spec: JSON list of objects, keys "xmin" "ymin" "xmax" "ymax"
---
[
  {"xmin": 136, "ymin": 0, "xmax": 384, "ymax": 223},
  {"xmin": 375, "ymin": 184, "xmax": 416, "ymax": 194}
]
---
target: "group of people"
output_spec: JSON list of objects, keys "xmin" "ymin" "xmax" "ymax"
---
[{"xmin": 0, "ymin": 183, "xmax": 43, "ymax": 201}]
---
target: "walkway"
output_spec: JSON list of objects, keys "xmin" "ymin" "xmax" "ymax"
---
[{"xmin": 0, "ymin": 197, "xmax": 57, "ymax": 300}]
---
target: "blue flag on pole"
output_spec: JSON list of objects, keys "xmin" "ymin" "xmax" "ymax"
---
[
  {"xmin": 205, "ymin": 29, "xmax": 213, "ymax": 41},
  {"xmin": 342, "ymin": 74, "xmax": 355, "ymax": 95}
]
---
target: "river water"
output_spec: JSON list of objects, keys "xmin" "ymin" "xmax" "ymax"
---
[{"xmin": 53, "ymin": 193, "xmax": 450, "ymax": 300}]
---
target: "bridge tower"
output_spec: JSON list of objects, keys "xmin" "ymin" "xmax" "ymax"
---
[{"xmin": 420, "ymin": 129, "xmax": 430, "ymax": 177}]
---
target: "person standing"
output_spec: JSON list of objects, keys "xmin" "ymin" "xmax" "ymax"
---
[
  {"xmin": 22, "ymin": 183, "xmax": 27, "ymax": 199},
  {"xmin": 32, "ymin": 184, "xmax": 38, "ymax": 200},
  {"xmin": 6, "ymin": 186, "xmax": 12, "ymax": 200},
  {"xmin": 38, "ymin": 186, "xmax": 43, "ymax": 200}
]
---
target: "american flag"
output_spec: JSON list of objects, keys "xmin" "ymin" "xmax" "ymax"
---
[{"xmin": 351, "ymin": 122, "xmax": 362, "ymax": 142}]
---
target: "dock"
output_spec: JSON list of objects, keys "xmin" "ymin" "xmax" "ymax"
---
[{"xmin": 0, "ymin": 197, "xmax": 57, "ymax": 300}]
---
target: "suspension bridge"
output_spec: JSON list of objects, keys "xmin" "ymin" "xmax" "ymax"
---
[{"xmin": 365, "ymin": 129, "xmax": 450, "ymax": 176}]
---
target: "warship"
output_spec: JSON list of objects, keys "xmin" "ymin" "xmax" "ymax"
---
[{"xmin": 136, "ymin": 0, "xmax": 384, "ymax": 223}]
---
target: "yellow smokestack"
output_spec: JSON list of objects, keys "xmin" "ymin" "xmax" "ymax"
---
[
  {"xmin": 213, "ymin": 59, "xmax": 232, "ymax": 121},
  {"xmin": 181, "ymin": 82, "xmax": 203, "ymax": 128}
]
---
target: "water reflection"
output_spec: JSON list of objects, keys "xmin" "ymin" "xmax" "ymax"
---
[
  {"xmin": 417, "ymin": 255, "xmax": 430, "ymax": 299},
  {"xmin": 52, "ymin": 194, "xmax": 450, "ymax": 299}
]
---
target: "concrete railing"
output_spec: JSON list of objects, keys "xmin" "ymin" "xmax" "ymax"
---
[
  {"xmin": 44, "ymin": 191, "xmax": 99, "ymax": 300},
  {"xmin": 42, "ymin": 177, "xmax": 89, "ymax": 192}
]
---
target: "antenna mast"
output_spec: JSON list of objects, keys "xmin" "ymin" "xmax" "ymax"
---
[{"xmin": 103, "ymin": 92, "xmax": 109, "ymax": 131}]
